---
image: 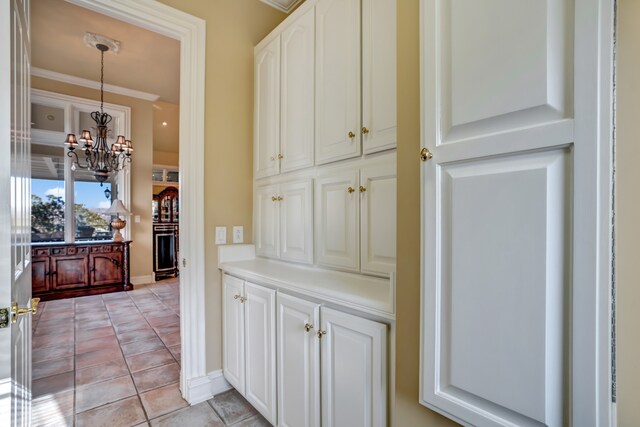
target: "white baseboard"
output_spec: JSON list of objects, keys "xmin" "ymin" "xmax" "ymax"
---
[
  {"xmin": 130, "ymin": 275, "xmax": 156, "ymax": 286},
  {"xmin": 183, "ymin": 370, "xmax": 232, "ymax": 405},
  {"xmin": 209, "ymin": 369, "xmax": 232, "ymax": 396}
]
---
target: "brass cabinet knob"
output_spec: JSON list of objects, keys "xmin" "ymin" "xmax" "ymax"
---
[
  {"xmin": 277, "ymin": 196, "xmax": 283, "ymax": 201},
  {"xmin": 420, "ymin": 147, "xmax": 433, "ymax": 162},
  {"xmin": 239, "ymin": 296, "xmax": 246, "ymax": 303},
  {"xmin": 347, "ymin": 187, "xmax": 355, "ymax": 193},
  {"xmin": 234, "ymin": 294, "xmax": 241, "ymax": 300},
  {"xmin": 348, "ymin": 131, "xmax": 356, "ymax": 139},
  {"xmin": 304, "ymin": 323, "xmax": 314, "ymax": 332},
  {"xmin": 362, "ymin": 127, "xmax": 369, "ymax": 135},
  {"xmin": 359, "ymin": 186, "xmax": 366, "ymax": 193},
  {"xmin": 272, "ymin": 196, "xmax": 278, "ymax": 202},
  {"xmin": 277, "ymin": 154, "xmax": 284, "ymax": 160},
  {"xmin": 317, "ymin": 329, "xmax": 327, "ymax": 339}
]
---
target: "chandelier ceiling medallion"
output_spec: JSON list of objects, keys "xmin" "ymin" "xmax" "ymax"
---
[{"xmin": 64, "ymin": 33, "xmax": 132, "ymax": 185}]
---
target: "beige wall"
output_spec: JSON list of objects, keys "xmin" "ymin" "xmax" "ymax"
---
[
  {"xmin": 32, "ymin": 76, "xmax": 154, "ymax": 280},
  {"xmin": 153, "ymin": 150, "xmax": 179, "ymax": 167},
  {"xmin": 155, "ymin": 0, "xmax": 285, "ymax": 371},
  {"xmin": 614, "ymin": 1, "xmax": 640, "ymax": 425},
  {"xmin": 394, "ymin": 0, "xmax": 458, "ymax": 425}
]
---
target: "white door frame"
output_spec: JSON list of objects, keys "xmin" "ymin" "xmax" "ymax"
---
[{"xmin": 65, "ymin": 0, "xmax": 208, "ymax": 404}]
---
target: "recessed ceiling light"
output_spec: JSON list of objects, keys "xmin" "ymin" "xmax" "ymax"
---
[
  {"xmin": 46, "ymin": 114, "xmax": 55, "ymax": 121},
  {"xmin": 162, "ymin": 122, "xmax": 168, "ymax": 126}
]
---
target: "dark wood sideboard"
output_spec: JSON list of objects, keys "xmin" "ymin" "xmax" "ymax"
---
[{"xmin": 32, "ymin": 241, "xmax": 132, "ymax": 301}]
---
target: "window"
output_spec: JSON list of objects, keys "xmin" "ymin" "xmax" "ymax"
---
[
  {"xmin": 152, "ymin": 166, "xmax": 179, "ymax": 186},
  {"xmin": 74, "ymin": 179, "xmax": 115, "ymax": 241}
]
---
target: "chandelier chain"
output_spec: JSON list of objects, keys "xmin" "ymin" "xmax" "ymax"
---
[{"xmin": 100, "ymin": 48, "xmax": 104, "ymax": 113}]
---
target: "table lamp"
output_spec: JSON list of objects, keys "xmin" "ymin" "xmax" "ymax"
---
[{"xmin": 105, "ymin": 199, "xmax": 131, "ymax": 242}]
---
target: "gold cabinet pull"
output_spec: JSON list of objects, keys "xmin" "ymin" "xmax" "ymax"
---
[
  {"xmin": 304, "ymin": 323, "xmax": 314, "ymax": 332},
  {"xmin": 348, "ymin": 131, "xmax": 356, "ymax": 139},
  {"xmin": 11, "ymin": 298, "xmax": 40, "ymax": 324},
  {"xmin": 347, "ymin": 187, "xmax": 355, "ymax": 194},
  {"xmin": 277, "ymin": 154, "xmax": 284, "ymax": 160},
  {"xmin": 316, "ymin": 329, "xmax": 326, "ymax": 339},
  {"xmin": 359, "ymin": 186, "xmax": 366, "ymax": 193},
  {"xmin": 277, "ymin": 196, "xmax": 283, "ymax": 201},
  {"xmin": 362, "ymin": 127, "xmax": 369, "ymax": 135},
  {"xmin": 239, "ymin": 296, "xmax": 247, "ymax": 303},
  {"xmin": 234, "ymin": 294, "xmax": 241, "ymax": 300},
  {"xmin": 420, "ymin": 147, "xmax": 433, "ymax": 162},
  {"xmin": 272, "ymin": 196, "xmax": 278, "ymax": 202}
]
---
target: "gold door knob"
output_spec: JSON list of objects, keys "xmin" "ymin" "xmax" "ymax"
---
[
  {"xmin": 277, "ymin": 154, "xmax": 284, "ymax": 160},
  {"xmin": 317, "ymin": 329, "xmax": 327, "ymax": 339},
  {"xmin": 347, "ymin": 187, "xmax": 355, "ymax": 193},
  {"xmin": 420, "ymin": 147, "xmax": 433, "ymax": 162},
  {"xmin": 304, "ymin": 323, "xmax": 314, "ymax": 332},
  {"xmin": 11, "ymin": 298, "xmax": 40, "ymax": 324},
  {"xmin": 359, "ymin": 186, "xmax": 366, "ymax": 193},
  {"xmin": 362, "ymin": 127, "xmax": 369, "ymax": 135},
  {"xmin": 348, "ymin": 131, "xmax": 356, "ymax": 139}
]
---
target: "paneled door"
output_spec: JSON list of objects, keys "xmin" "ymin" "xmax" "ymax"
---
[
  {"xmin": 222, "ymin": 275, "xmax": 245, "ymax": 395},
  {"xmin": 0, "ymin": 0, "xmax": 32, "ymax": 424},
  {"xmin": 255, "ymin": 184, "xmax": 280, "ymax": 258},
  {"xmin": 277, "ymin": 293, "xmax": 321, "ymax": 427},
  {"xmin": 280, "ymin": 8, "xmax": 315, "ymax": 173},
  {"xmin": 280, "ymin": 179, "xmax": 313, "ymax": 264},
  {"xmin": 244, "ymin": 282, "xmax": 277, "ymax": 425},
  {"xmin": 420, "ymin": 0, "xmax": 614, "ymax": 426},
  {"xmin": 254, "ymin": 36, "xmax": 281, "ymax": 179},
  {"xmin": 320, "ymin": 307, "xmax": 387, "ymax": 427},
  {"xmin": 315, "ymin": 170, "xmax": 359, "ymax": 271},
  {"xmin": 315, "ymin": 0, "xmax": 361, "ymax": 164}
]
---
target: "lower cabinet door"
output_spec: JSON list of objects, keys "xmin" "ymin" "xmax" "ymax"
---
[
  {"xmin": 89, "ymin": 253, "xmax": 124, "ymax": 286},
  {"xmin": 32, "ymin": 258, "xmax": 50, "ymax": 293},
  {"xmin": 277, "ymin": 293, "xmax": 321, "ymax": 427},
  {"xmin": 51, "ymin": 255, "xmax": 89, "ymax": 290},
  {"xmin": 223, "ymin": 275, "xmax": 245, "ymax": 394},
  {"xmin": 244, "ymin": 282, "xmax": 277, "ymax": 424},
  {"xmin": 320, "ymin": 307, "xmax": 387, "ymax": 427},
  {"xmin": 280, "ymin": 179, "xmax": 314, "ymax": 264}
]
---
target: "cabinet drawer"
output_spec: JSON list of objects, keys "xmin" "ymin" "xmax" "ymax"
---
[
  {"xmin": 51, "ymin": 247, "xmax": 67, "ymax": 256},
  {"xmin": 32, "ymin": 248, "xmax": 50, "ymax": 257}
]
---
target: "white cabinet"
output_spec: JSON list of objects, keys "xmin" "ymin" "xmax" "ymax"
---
[
  {"xmin": 222, "ymin": 276, "xmax": 277, "ymax": 424},
  {"xmin": 276, "ymin": 293, "xmax": 387, "ymax": 427},
  {"xmin": 254, "ymin": 37, "xmax": 281, "ymax": 179},
  {"xmin": 315, "ymin": 0, "xmax": 361, "ymax": 164},
  {"xmin": 315, "ymin": 164, "xmax": 396, "ymax": 275},
  {"xmin": 315, "ymin": 0, "xmax": 396, "ymax": 165},
  {"xmin": 255, "ymin": 179, "xmax": 314, "ymax": 264},
  {"xmin": 277, "ymin": 293, "xmax": 321, "ymax": 427},
  {"xmin": 280, "ymin": 8, "xmax": 315, "ymax": 173},
  {"xmin": 320, "ymin": 307, "xmax": 387, "ymax": 427}
]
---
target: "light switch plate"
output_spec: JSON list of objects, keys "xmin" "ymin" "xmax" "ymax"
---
[
  {"xmin": 215, "ymin": 226, "xmax": 227, "ymax": 244},
  {"xmin": 233, "ymin": 226, "xmax": 244, "ymax": 243},
  {"xmin": 134, "ymin": 215, "xmax": 141, "ymax": 223}
]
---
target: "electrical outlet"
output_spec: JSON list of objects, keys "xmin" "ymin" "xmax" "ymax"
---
[
  {"xmin": 134, "ymin": 215, "xmax": 141, "ymax": 223},
  {"xmin": 215, "ymin": 226, "xmax": 227, "ymax": 244},
  {"xmin": 233, "ymin": 226, "xmax": 244, "ymax": 243}
]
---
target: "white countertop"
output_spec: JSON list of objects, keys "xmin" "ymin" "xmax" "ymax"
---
[{"xmin": 219, "ymin": 257, "xmax": 395, "ymax": 320}]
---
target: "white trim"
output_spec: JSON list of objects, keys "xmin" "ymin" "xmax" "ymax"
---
[
  {"xmin": 65, "ymin": 0, "xmax": 207, "ymax": 405},
  {"xmin": 130, "ymin": 275, "xmax": 155, "ymax": 286},
  {"xmin": 185, "ymin": 375, "xmax": 214, "ymax": 405},
  {"xmin": 209, "ymin": 369, "xmax": 233, "ymax": 396},
  {"xmin": 259, "ymin": 0, "xmax": 304, "ymax": 13},
  {"xmin": 31, "ymin": 67, "xmax": 161, "ymax": 101}
]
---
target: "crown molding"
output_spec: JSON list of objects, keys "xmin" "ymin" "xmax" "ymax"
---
[
  {"xmin": 31, "ymin": 67, "xmax": 161, "ymax": 102},
  {"xmin": 259, "ymin": 0, "xmax": 304, "ymax": 13}
]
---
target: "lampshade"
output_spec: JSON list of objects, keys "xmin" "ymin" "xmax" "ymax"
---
[{"xmin": 105, "ymin": 199, "xmax": 131, "ymax": 216}]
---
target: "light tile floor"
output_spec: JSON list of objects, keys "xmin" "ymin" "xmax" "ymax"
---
[{"xmin": 31, "ymin": 278, "xmax": 269, "ymax": 427}]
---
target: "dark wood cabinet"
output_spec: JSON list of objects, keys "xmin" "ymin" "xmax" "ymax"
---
[
  {"xmin": 153, "ymin": 186, "xmax": 179, "ymax": 280},
  {"xmin": 32, "ymin": 241, "xmax": 131, "ymax": 301},
  {"xmin": 153, "ymin": 186, "xmax": 179, "ymax": 223}
]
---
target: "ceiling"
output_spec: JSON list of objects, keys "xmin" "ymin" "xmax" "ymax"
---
[{"xmin": 31, "ymin": 0, "xmax": 181, "ymax": 104}]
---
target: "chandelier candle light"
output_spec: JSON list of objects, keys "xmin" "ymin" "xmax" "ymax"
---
[
  {"xmin": 105, "ymin": 199, "xmax": 131, "ymax": 242},
  {"xmin": 64, "ymin": 40, "xmax": 132, "ymax": 185}
]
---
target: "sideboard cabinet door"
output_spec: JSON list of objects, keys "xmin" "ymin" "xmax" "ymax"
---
[
  {"xmin": 51, "ymin": 255, "xmax": 89, "ymax": 290},
  {"xmin": 90, "ymin": 252, "xmax": 124, "ymax": 287}
]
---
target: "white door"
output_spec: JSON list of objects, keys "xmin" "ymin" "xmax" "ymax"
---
[
  {"xmin": 254, "ymin": 36, "xmax": 281, "ymax": 179},
  {"xmin": 320, "ymin": 307, "xmax": 387, "ymax": 427},
  {"xmin": 280, "ymin": 8, "xmax": 315, "ymax": 173},
  {"xmin": 0, "ymin": 0, "xmax": 32, "ymax": 425},
  {"xmin": 315, "ymin": 0, "xmax": 361, "ymax": 165},
  {"xmin": 360, "ymin": 164, "xmax": 396, "ymax": 276},
  {"xmin": 315, "ymin": 170, "xmax": 359, "ymax": 271},
  {"xmin": 222, "ymin": 275, "xmax": 245, "ymax": 395},
  {"xmin": 280, "ymin": 179, "xmax": 313, "ymax": 264},
  {"xmin": 276, "ymin": 293, "xmax": 320, "ymax": 427},
  {"xmin": 244, "ymin": 282, "xmax": 277, "ymax": 425},
  {"xmin": 361, "ymin": 0, "xmax": 397, "ymax": 154},
  {"xmin": 420, "ymin": 0, "xmax": 613, "ymax": 426},
  {"xmin": 255, "ymin": 183, "xmax": 280, "ymax": 258}
]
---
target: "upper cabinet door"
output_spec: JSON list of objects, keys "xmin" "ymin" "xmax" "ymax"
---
[
  {"xmin": 244, "ymin": 282, "xmax": 277, "ymax": 425},
  {"xmin": 280, "ymin": 9, "xmax": 315, "ymax": 173},
  {"xmin": 315, "ymin": 0, "xmax": 361, "ymax": 165},
  {"xmin": 362, "ymin": 0, "xmax": 397, "ymax": 154},
  {"xmin": 315, "ymin": 170, "xmax": 359, "ymax": 271},
  {"xmin": 360, "ymin": 163, "xmax": 397, "ymax": 276},
  {"xmin": 280, "ymin": 179, "xmax": 314, "ymax": 264},
  {"xmin": 320, "ymin": 307, "xmax": 387, "ymax": 427},
  {"xmin": 222, "ymin": 275, "xmax": 245, "ymax": 395},
  {"xmin": 255, "ymin": 36, "xmax": 281, "ymax": 179},
  {"xmin": 277, "ymin": 293, "xmax": 321, "ymax": 427},
  {"xmin": 255, "ymin": 184, "xmax": 280, "ymax": 258}
]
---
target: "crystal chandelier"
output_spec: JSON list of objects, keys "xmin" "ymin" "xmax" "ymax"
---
[{"xmin": 64, "ymin": 43, "xmax": 133, "ymax": 185}]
